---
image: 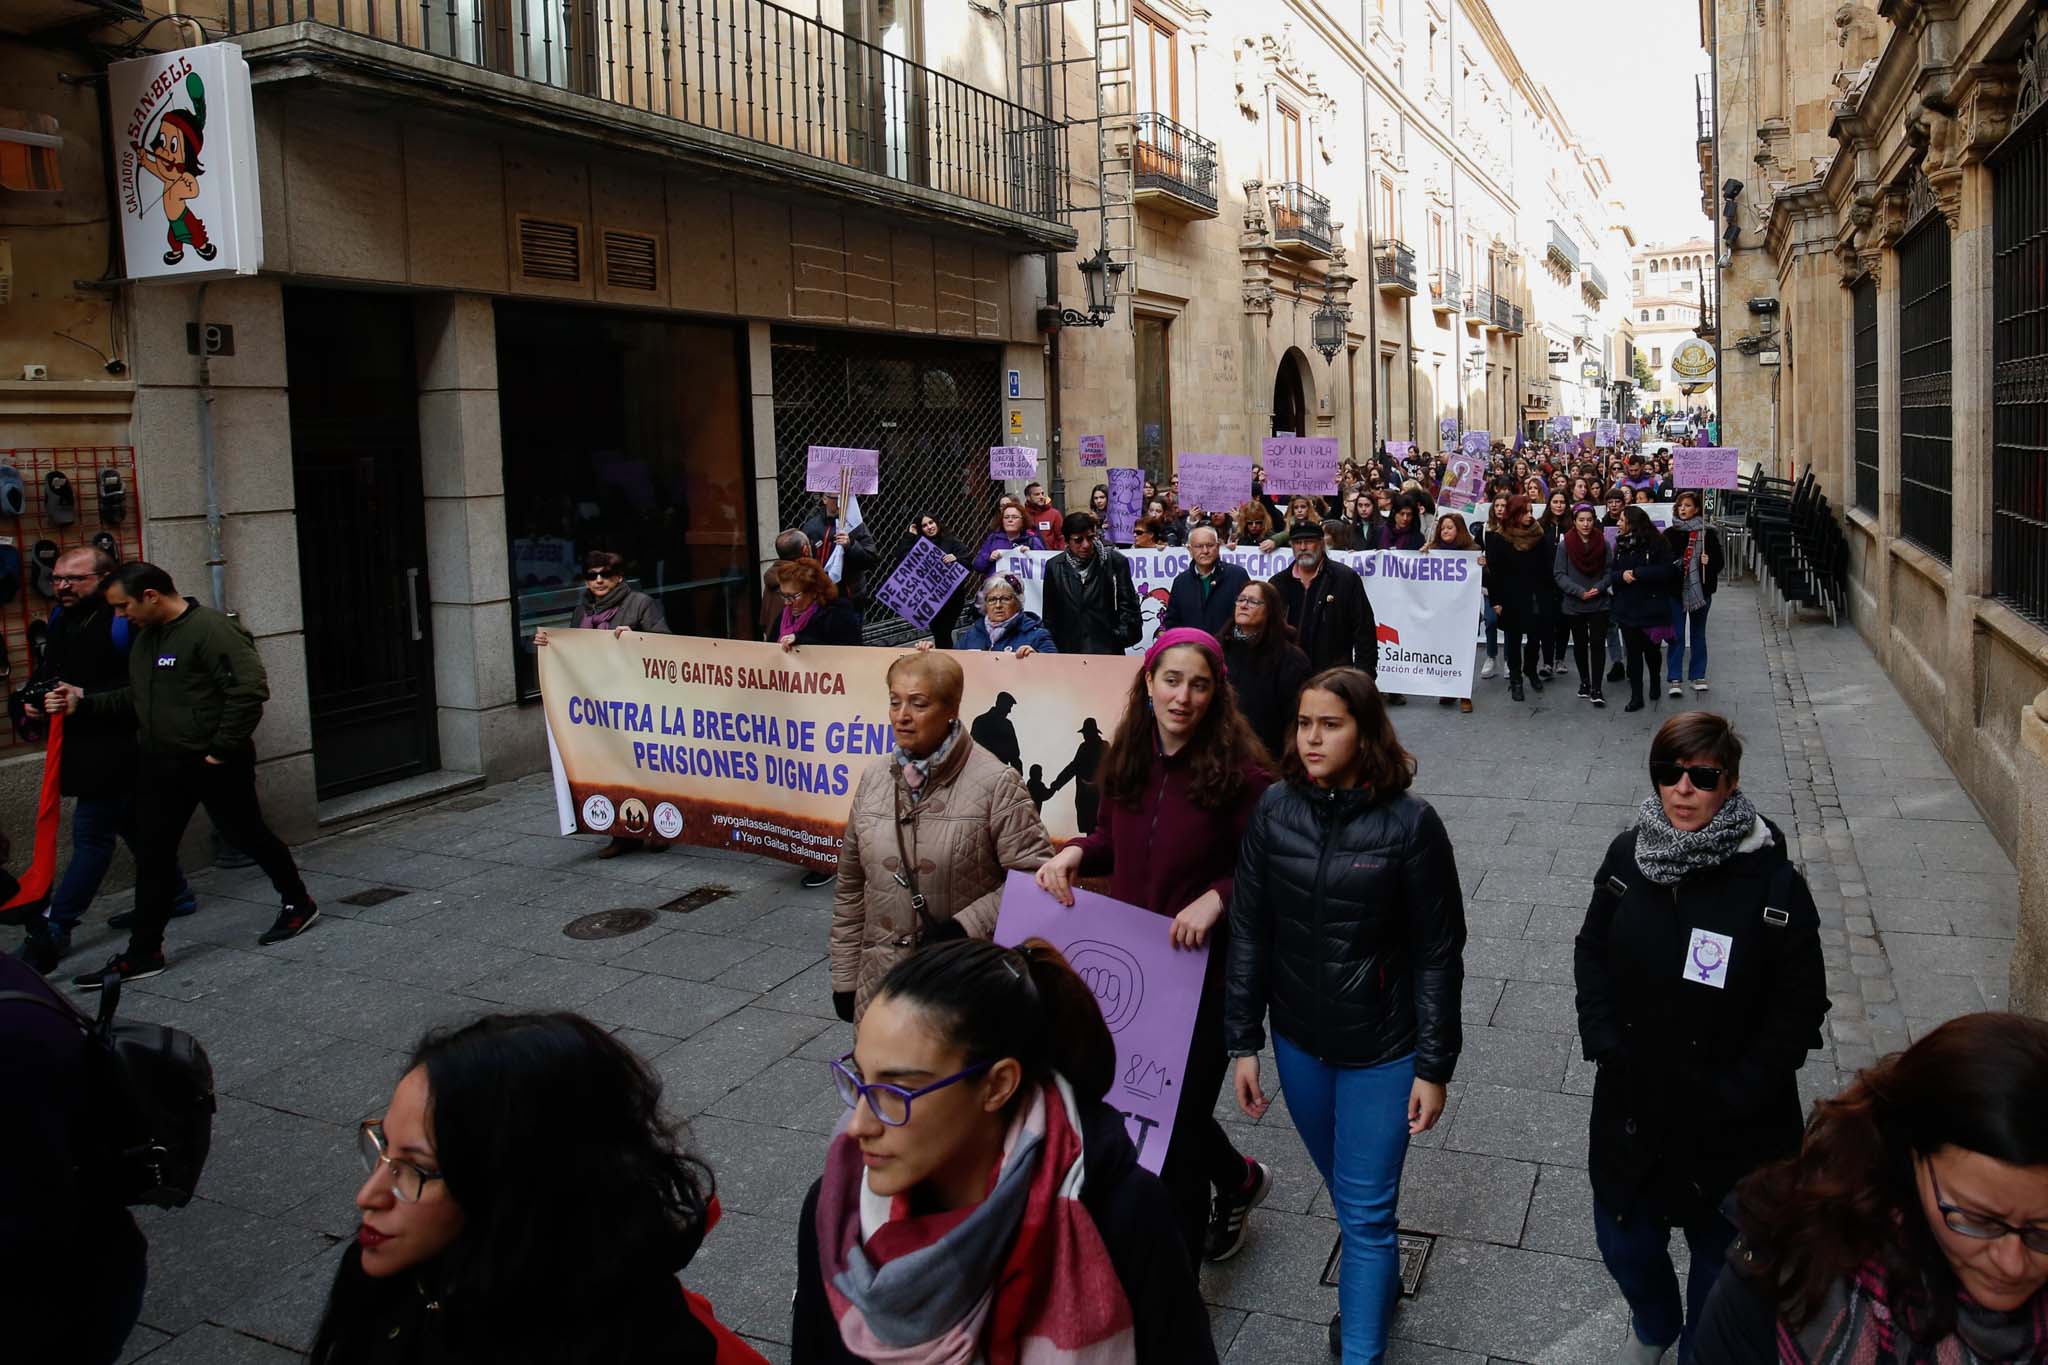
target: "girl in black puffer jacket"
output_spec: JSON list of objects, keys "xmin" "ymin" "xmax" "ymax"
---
[
  {"xmin": 1224, "ymin": 668, "xmax": 1465, "ymax": 1363},
  {"xmin": 1609, "ymin": 506, "xmax": 1680, "ymax": 713}
]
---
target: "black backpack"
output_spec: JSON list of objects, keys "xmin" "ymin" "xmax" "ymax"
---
[{"xmin": 0, "ymin": 971, "xmax": 216, "ymax": 1207}]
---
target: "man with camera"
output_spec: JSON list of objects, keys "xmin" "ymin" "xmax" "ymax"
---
[{"xmin": 12, "ymin": 548, "xmax": 196, "ymax": 974}]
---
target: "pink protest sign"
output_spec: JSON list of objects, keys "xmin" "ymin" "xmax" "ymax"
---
[
  {"xmin": 1176, "ymin": 453, "xmax": 1253, "ymax": 513},
  {"xmin": 804, "ymin": 446, "xmax": 880, "ymax": 495},
  {"xmin": 1078, "ymin": 434, "xmax": 1108, "ymax": 468},
  {"xmin": 989, "ymin": 445, "xmax": 1039, "ymax": 481},
  {"xmin": 1673, "ymin": 446, "xmax": 1740, "ymax": 489},
  {"xmin": 1106, "ymin": 467, "xmax": 1144, "ymax": 543},
  {"xmin": 1441, "ymin": 453, "xmax": 1486, "ymax": 509},
  {"xmin": 1385, "ymin": 441, "xmax": 1415, "ymax": 462},
  {"xmin": 1261, "ymin": 436, "xmax": 1339, "ymax": 495},
  {"xmin": 992, "ymin": 871, "xmax": 1207, "ymax": 1175}
]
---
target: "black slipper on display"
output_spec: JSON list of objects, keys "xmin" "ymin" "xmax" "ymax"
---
[
  {"xmin": 90, "ymin": 530, "xmax": 120, "ymax": 563},
  {"xmin": 0, "ymin": 544, "xmax": 18, "ymax": 606},
  {"xmin": 98, "ymin": 467, "xmax": 127, "ymax": 524},
  {"xmin": 0, "ymin": 467, "xmax": 23, "ymax": 518},
  {"xmin": 29, "ymin": 540, "xmax": 58, "ymax": 600},
  {"xmin": 27, "ymin": 618, "xmax": 47, "ymax": 669},
  {"xmin": 43, "ymin": 470, "xmax": 76, "ymax": 526}
]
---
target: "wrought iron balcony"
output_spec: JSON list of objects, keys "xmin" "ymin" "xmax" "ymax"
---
[
  {"xmin": 1696, "ymin": 75, "xmax": 1714, "ymax": 147},
  {"xmin": 1374, "ymin": 239, "xmax": 1418, "ymax": 295},
  {"xmin": 1269, "ymin": 181, "xmax": 1334, "ymax": 258},
  {"xmin": 1491, "ymin": 291, "xmax": 1514, "ymax": 331},
  {"xmin": 1133, "ymin": 112, "xmax": 1218, "ymax": 219},
  {"xmin": 225, "ymin": 0, "xmax": 1071, "ymax": 234},
  {"xmin": 1507, "ymin": 303, "xmax": 1525, "ymax": 335},
  {"xmin": 1431, "ymin": 267, "xmax": 1462, "ymax": 314},
  {"xmin": 1547, "ymin": 221, "xmax": 1581, "ymax": 271},
  {"xmin": 1466, "ymin": 286, "xmax": 1493, "ymax": 329},
  {"xmin": 1583, "ymin": 261, "xmax": 1608, "ymax": 301}
]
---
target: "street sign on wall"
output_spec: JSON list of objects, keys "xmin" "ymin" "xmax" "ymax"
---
[{"xmin": 110, "ymin": 43, "xmax": 263, "ymax": 282}]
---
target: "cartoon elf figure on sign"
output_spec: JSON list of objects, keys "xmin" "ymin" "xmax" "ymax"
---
[{"xmin": 131, "ymin": 72, "xmax": 217, "ymax": 267}]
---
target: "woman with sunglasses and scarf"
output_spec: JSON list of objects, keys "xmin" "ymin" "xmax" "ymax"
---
[
  {"xmin": 1694, "ymin": 1012, "xmax": 2048, "ymax": 1365},
  {"xmin": 1035, "ymin": 627, "xmax": 1276, "ymax": 1267},
  {"xmin": 796, "ymin": 938, "xmax": 1216, "ymax": 1364},
  {"xmin": 311, "ymin": 1013, "xmax": 762, "ymax": 1365},
  {"xmin": 1574, "ymin": 712, "xmax": 1829, "ymax": 1365}
]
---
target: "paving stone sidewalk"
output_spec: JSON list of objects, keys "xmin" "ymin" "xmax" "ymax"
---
[{"xmin": 49, "ymin": 578, "xmax": 2015, "ymax": 1365}]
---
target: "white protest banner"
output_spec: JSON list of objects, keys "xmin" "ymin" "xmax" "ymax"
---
[
  {"xmin": 1176, "ymin": 452, "xmax": 1253, "ymax": 513},
  {"xmin": 873, "ymin": 535, "xmax": 968, "ymax": 631},
  {"xmin": 1078, "ymin": 434, "xmax": 1108, "ymax": 468},
  {"xmin": 1672, "ymin": 447, "xmax": 1740, "ymax": 490},
  {"xmin": 998, "ymin": 547, "xmax": 1484, "ymax": 698},
  {"xmin": 1261, "ymin": 436, "xmax": 1339, "ymax": 495},
  {"xmin": 804, "ymin": 446, "xmax": 880, "ymax": 495},
  {"xmin": 989, "ymin": 445, "xmax": 1038, "ymax": 481},
  {"xmin": 993, "ymin": 872, "xmax": 1206, "ymax": 1174}
]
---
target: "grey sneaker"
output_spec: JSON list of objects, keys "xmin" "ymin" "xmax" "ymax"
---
[{"xmin": 1618, "ymin": 1333, "xmax": 1669, "ymax": 1365}]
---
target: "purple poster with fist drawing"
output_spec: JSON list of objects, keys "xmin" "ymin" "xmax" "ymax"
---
[{"xmin": 993, "ymin": 871, "xmax": 1206, "ymax": 1174}]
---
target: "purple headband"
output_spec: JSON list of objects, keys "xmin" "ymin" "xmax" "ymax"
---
[{"xmin": 1143, "ymin": 626, "xmax": 1226, "ymax": 677}]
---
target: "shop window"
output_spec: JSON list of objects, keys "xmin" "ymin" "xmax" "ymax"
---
[
  {"xmin": 1897, "ymin": 205, "xmax": 1954, "ymax": 562},
  {"xmin": 1992, "ymin": 105, "xmax": 2048, "ymax": 624}
]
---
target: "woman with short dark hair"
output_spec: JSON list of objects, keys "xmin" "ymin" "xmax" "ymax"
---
[
  {"xmin": 1226, "ymin": 668, "xmax": 1465, "ymax": 1361},
  {"xmin": 1695, "ymin": 1012, "xmax": 2048, "ymax": 1365},
  {"xmin": 1373, "ymin": 494, "xmax": 1426, "ymax": 551},
  {"xmin": 1574, "ymin": 711, "xmax": 1829, "ymax": 1365},
  {"xmin": 310, "ymin": 1013, "xmax": 759, "ymax": 1365}
]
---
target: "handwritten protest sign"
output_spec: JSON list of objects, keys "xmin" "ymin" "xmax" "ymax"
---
[
  {"xmin": 1176, "ymin": 453, "xmax": 1253, "ymax": 513},
  {"xmin": 1596, "ymin": 419, "xmax": 1620, "ymax": 447},
  {"xmin": 1385, "ymin": 440, "xmax": 1415, "ymax": 462},
  {"xmin": 993, "ymin": 871, "xmax": 1206, "ymax": 1175},
  {"xmin": 1260, "ymin": 436, "xmax": 1339, "ymax": 495},
  {"xmin": 1078, "ymin": 434, "xmax": 1108, "ymax": 468},
  {"xmin": 1461, "ymin": 430, "xmax": 1491, "ymax": 459},
  {"xmin": 805, "ymin": 446, "xmax": 879, "ymax": 495},
  {"xmin": 989, "ymin": 445, "xmax": 1038, "ymax": 481},
  {"xmin": 874, "ymin": 535, "xmax": 969, "ymax": 631},
  {"xmin": 1438, "ymin": 418, "xmax": 1459, "ymax": 450},
  {"xmin": 1673, "ymin": 446, "xmax": 1740, "ymax": 489},
  {"xmin": 1106, "ymin": 467, "xmax": 1144, "ymax": 543}
]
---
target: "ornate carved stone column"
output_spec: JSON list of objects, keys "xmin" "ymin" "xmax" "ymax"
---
[{"xmin": 1240, "ymin": 181, "xmax": 1276, "ymax": 432}]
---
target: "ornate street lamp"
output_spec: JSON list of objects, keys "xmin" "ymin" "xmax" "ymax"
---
[
  {"xmin": 1041, "ymin": 246, "xmax": 1125, "ymax": 329},
  {"xmin": 1311, "ymin": 273, "xmax": 1351, "ymax": 363}
]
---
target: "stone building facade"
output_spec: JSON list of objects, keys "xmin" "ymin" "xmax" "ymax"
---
[{"xmin": 1628, "ymin": 239, "xmax": 1717, "ymax": 415}]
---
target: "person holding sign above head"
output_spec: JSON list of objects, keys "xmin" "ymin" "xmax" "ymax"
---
[
  {"xmin": 969, "ymin": 503, "xmax": 1043, "ymax": 576},
  {"xmin": 1034, "ymin": 627, "xmax": 1277, "ymax": 1266},
  {"xmin": 795, "ymin": 938, "xmax": 1217, "ymax": 1364},
  {"xmin": 1040, "ymin": 512, "xmax": 1141, "ymax": 657},
  {"xmin": 803, "ymin": 490, "xmax": 877, "ymax": 604},
  {"xmin": 1226, "ymin": 668, "xmax": 1466, "ymax": 1363},
  {"xmin": 1573, "ymin": 712, "xmax": 1827, "ymax": 1365},
  {"xmin": 828, "ymin": 651, "xmax": 1053, "ymax": 1024}
]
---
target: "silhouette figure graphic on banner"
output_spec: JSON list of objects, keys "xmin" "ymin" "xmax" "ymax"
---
[
  {"xmin": 1050, "ymin": 718, "xmax": 1107, "ymax": 834},
  {"xmin": 1026, "ymin": 763, "xmax": 1054, "ymax": 811},
  {"xmin": 971, "ymin": 691, "xmax": 1023, "ymax": 772}
]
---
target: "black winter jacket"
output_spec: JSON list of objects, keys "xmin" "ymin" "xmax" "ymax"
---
[
  {"xmin": 1608, "ymin": 533, "xmax": 1680, "ymax": 630},
  {"xmin": 800, "ymin": 511, "xmax": 879, "ymax": 603},
  {"xmin": 1481, "ymin": 527, "xmax": 1556, "ymax": 628},
  {"xmin": 1041, "ymin": 547, "xmax": 1142, "ymax": 656},
  {"xmin": 791, "ymin": 1093, "xmax": 1217, "ymax": 1364},
  {"xmin": 1223, "ymin": 636, "xmax": 1313, "ymax": 759},
  {"xmin": 36, "ymin": 596, "xmax": 142, "ymax": 799},
  {"xmin": 1224, "ymin": 783, "xmax": 1466, "ymax": 1082},
  {"xmin": 1160, "ymin": 562, "xmax": 1250, "ymax": 640},
  {"xmin": 1267, "ymin": 558, "xmax": 1379, "ymax": 676},
  {"xmin": 1573, "ymin": 819, "xmax": 1829, "ymax": 1224},
  {"xmin": 1662, "ymin": 524, "xmax": 1724, "ymax": 599}
]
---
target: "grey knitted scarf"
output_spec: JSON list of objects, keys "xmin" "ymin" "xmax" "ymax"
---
[{"xmin": 1633, "ymin": 791, "xmax": 1761, "ymax": 885}]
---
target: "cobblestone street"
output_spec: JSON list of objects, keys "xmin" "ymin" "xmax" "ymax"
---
[{"xmin": 76, "ymin": 578, "xmax": 2016, "ymax": 1365}]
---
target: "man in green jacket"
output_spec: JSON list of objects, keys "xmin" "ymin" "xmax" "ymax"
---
[{"xmin": 48, "ymin": 561, "xmax": 316, "ymax": 986}]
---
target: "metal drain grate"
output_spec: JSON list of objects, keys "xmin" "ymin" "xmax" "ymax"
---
[
  {"xmin": 339, "ymin": 887, "xmax": 411, "ymax": 907},
  {"xmin": 563, "ymin": 908, "xmax": 657, "ymax": 940},
  {"xmin": 441, "ymin": 796, "xmax": 500, "ymax": 813},
  {"xmin": 661, "ymin": 886, "xmax": 735, "ymax": 914},
  {"xmin": 1321, "ymin": 1231, "xmax": 1434, "ymax": 1297}
]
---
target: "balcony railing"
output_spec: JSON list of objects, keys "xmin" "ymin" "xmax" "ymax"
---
[
  {"xmin": 1467, "ymin": 285, "xmax": 1494, "ymax": 327},
  {"xmin": 1491, "ymin": 291, "xmax": 1514, "ymax": 330},
  {"xmin": 1269, "ymin": 181, "xmax": 1334, "ymax": 256},
  {"xmin": 226, "ymin": 0, "xmax": 1069, "ymax": 227},
  {"xmin": 1133, "ymin": 111, "xmax": 1218, "ymax": 217},
  {"xmin": 1507, "ymin": 303, "xmax": 1525, "ymax": 335},
  {"xmin": 1696, "ymin": 75, "xmax": 1713, "ymax": 146},
  {"xmin": 1547, "ymin": 221, "xmax": 1581, "ymax": 271},
  {"xmin": 1431, "ymin": 267, "xmax": 1462, "ymax": 313},
  {"xmin": 1374, "ymin": 239, "xmax": 1418, "ymax": 295},
  {"xmin": 1583, "ymin": 261, "xmax": 1608, "ymax": 300}
]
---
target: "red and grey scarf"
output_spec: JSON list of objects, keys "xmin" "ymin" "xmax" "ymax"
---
[
  {"xmin": 1781, "ymin": 1262, "xmax": 2048, "ymax": 1365},
  {"xmin": 814, "ymin": 1075, "xmax": 1134, "ymax": 1363}
]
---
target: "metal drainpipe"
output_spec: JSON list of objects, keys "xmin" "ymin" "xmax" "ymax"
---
[
  {"xmin": 1361, "ymin": 83, "xmax": 1380, "ymax": 448},
  {"xmin": 1045, "ymin": 255, "xmax": 1064, "ymax": 511},
  {"xmin": 193, "ymin": 281, "xmax": 229, "ymax": 614}
]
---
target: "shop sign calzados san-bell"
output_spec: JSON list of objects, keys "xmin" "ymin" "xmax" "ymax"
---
[{"xmin": 109, "ymin": 43, "xmax": 263, "ymax": 283}]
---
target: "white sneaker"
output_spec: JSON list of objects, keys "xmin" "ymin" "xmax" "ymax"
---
[
  {"xmin": 1480, "ymin": 658, "xmax": 1497, "ymax": 679},
  {"xmin": 1693, "ymin": 679, "xmax": 1710, "ymax": 693},
  {"xmin": 1667, "ymin": 683, "xmax": 1684, "ymax": 698},
  {"xmin": 1618, "ymin": 1334, "xmax": 1669, "ymax": 1365}
]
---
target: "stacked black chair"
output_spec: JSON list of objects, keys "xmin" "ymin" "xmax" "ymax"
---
[{"xmin": 1742, "ymin": 465, "xmax": 1847, "ymax": 626}]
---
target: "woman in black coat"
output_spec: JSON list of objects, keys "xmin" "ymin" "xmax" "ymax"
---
[
  {"xmin": 1574, "ymin": 712, "xmax": 1827, "ymax": 1365},
  {"xmin": 892, "ymin": 512, "xmax": 972, "ymax": 643},
  {"xmin": 1482, "ymin": 494, "xmax": 1555, "ymax": 702},
  {"xmin": 1609, "ymin": 506, "xmax": 1679, "ymax": 712},
  {"xmin": 1225, "ymin": 668, "xmax": 1465, "ymax": 1362},
  {"xmin": 1661, "ymin": 490, "xmax": 1724, "ymax": 701},
  {"xmin": 1220, "ymin": 580, "xmax": 1313, "ymax": 759},
  {"xmin": 774, "ymin": 558, "xmax": 864, "ymax": 649}
]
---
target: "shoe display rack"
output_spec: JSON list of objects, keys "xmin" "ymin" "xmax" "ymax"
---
[{"xmin": 0, "ymin": 445, "xmax": 145, "ymax": 753}]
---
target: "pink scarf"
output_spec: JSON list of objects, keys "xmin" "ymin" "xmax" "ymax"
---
[{"xmin": 778, "ymin": 599, "xmax": 819, "ymax": 639}]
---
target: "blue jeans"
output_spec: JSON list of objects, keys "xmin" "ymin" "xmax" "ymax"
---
[
  {"xmin": 1592, "ymin": 1193, "xmax": 1736, "ymax": 1364},
  {"xmin": 1481, "ymin": 595, "xmax": 1499, "ymax": 659},
  {"xmin": 1666, "ymin": 600, "xmax": 1710, "ymax": 681},
  {"xmin": 39, "ymin": 795, "xmax": 194, "ymax": 942},
  {"xmin": 1274, "ymin": 1037, "xmax": 1414, "ymax": 1364}
]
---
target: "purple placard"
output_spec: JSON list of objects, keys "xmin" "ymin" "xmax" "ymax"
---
[
  {"xmin": 1578, "ymin": 431, "xmax": 1597, "ymax": 453},
  {"xmin": 1176, "ymin": 453, "xmax": 1253, "ymax": 513},
  {"xmin": 1549, "ymin": 415, "xmax": 1574, "ymax": 442},
  {"xmin": 1260, "ymin": 436, "xmax": 1339, "ymax": 495},
  {"xmin": 992, "ymin": 871, "xmax": 1207, "ymax": 1175},
  {"xmin": 1106, "ymin": 467, "xmax": 1144, "ymax": 543},
  {"xmin": 989, "ymin": 445, "xmax": 1039, "ymax": 481},
  {"xmin": 1438, "ymin": 418, "xmax": 1459, "ymax": 450},
  {"xmin": 1442, "ymin": 453, "xmax": 1486, "ymax": 509},
  {"xmin": 1621, "ymin": 422, "xmax": 1642, "ymax": 444},
  {"xmin": 1385, "ymin": 440, "xmax": 1415, "ymax": 462},
  {"xmin": 1672, "ymin": 446, "xmax": 1741, "ymax": 489},
  {"xmin": 873, "ymin": 534, "xmax": 970, "ymax": 631},
  {"xmin": 1460, "ymin": 430, "xmax": 1491, "ymax": 459},
  {"xmin": 1596, "ymin": 419, "xmax": 1620, "ymax": 447},
  {"xmin": 1078, "ymin": 434, "xmax": 1108, "ymax": 468},
  {"xmin": 804, "ymin": 446, "xmax": 880, "ymax": 495}
]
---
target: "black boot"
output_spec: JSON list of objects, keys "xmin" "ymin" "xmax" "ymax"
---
[
  {"xmin": 1510, "ymin": 677, "xmax": 1526, "ymax": 702},
  {"xmin": 1607, "ymin": 661, "xmax": 1626, "ymax": 683},
  {"xmin": 1328, "ymin": 1314, "xmax": 1342, "ymax": 1356}
]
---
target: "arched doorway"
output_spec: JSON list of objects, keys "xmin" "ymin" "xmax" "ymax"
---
[{"xmin": 1273, "ymin": 349, "xmax": 1309, "ymax": 436}]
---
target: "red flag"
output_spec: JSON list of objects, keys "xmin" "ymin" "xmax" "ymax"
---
[{"xmin": 3, "ymin": 711, "xmax": 64, "ymax": 911}]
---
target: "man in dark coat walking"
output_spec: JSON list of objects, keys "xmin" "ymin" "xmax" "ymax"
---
[
  {"xmin": 799, "ymin": 492, "xmax": 877, "ymax": 604},
  {"xmin": 1160, "ymin": 525, "xmax": 1248, "ymax": 639},
  {"xmin": 1267, "ymin": 522, "xmax": 1379, "ymax": 678},
  {"xmin": 1040, "ymin": 513, "xmax": 1140, "ymax": 656}
]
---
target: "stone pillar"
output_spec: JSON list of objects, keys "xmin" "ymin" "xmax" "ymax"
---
[
  {"xmin": 747, "ymin": 321, "xmax": 779, "ymax": 583},
  {"xmin": 129, "ymin": 277, "xmax": 318, "ymax": 841},
  {"xmin": 1239, "ymin": 181, "xmax": 1276, "ymax": 435},
  {"xmin": 1943, "ymin": 153, "xmax": 1992, "ymax": 757},
  {"xmin": 2016, "ymin": 688, "xmax": 2048, "ymax": 1018},
  {"xmin": 414, "ymin": 295, "xmax": 525, "ymax": 782}
]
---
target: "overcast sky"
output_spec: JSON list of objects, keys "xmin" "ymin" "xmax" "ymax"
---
[{"xmin": 1488, "ymin": 0, "xmax": 1714, "ymax": 248}]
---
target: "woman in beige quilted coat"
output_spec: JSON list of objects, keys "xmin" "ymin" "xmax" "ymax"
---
[{"xmin": 829, "ymin": 651, "xmax": 1054, "ymax": 1022}]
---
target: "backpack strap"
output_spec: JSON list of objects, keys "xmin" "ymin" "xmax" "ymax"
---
[{"xmin": 0, "ymin": 974, "xmax": 119, "ymax": 1033}]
